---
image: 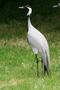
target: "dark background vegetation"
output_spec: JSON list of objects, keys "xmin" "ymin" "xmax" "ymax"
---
[
  {"xmin": 0, "ymin": 0, "xmax": 60, "ymax": 23},
  {"xmin": 0, "ymin": 0, "xmax": 60, "ymax": 39}
]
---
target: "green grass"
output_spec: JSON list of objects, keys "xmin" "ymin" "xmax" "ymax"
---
[{"xmin": 0, "ymin": 16, "xmax": 60, "ymax": 90}]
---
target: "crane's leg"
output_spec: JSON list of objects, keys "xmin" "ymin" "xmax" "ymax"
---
[
  {"xmin": 41, "ymin": 58, "xmax": 44, "ymax": 75},
  {"xmin": 35, "ymin": 54, "xmax": 39, "ymax": 77}
]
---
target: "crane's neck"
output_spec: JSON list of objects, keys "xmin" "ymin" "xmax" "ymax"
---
[{"xmin": 28, "ymin": 16, "xmax": 32, "ymax": 31}]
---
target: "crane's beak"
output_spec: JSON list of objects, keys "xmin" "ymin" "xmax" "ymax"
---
[{"xmin": 18, "ymin": 6, "xmax": 24, "ymax": 9}]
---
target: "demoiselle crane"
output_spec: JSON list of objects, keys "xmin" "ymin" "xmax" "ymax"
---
[{"xmin": 19, "ymin": 5, "xmax": 50, "ymax": 76}]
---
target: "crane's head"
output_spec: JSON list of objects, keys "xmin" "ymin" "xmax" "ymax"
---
[{"xmin": 18, "ymin": 5, "xmax": 32, "ymax": 16}]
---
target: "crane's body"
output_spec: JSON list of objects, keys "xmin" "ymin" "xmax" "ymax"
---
[
  {"xmin": 28, "ymin": 17, "xmax": 50, "ymax": 67},
  {"xmin": 19, "ymin": 5, "xmax": 50, "ymax": 76}
]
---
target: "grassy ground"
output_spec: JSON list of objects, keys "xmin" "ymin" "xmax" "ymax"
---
[{"xmin": 0, "ymin": 16, "xmax": 60, "ymax": 90}]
